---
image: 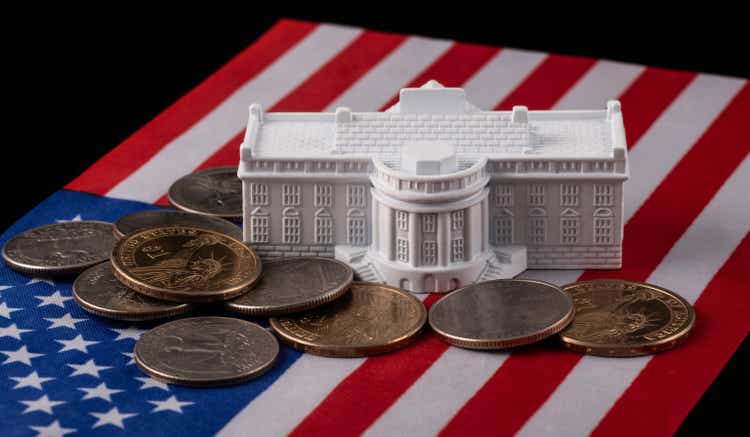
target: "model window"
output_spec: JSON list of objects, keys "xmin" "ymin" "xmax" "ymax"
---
[
  {"xmin": 593, "ymin": 184, "xmax": 615, "ymax": 207},
  {"xmin": 560, "ymin": 184, "xmax": 580, "ymax": 207},
  {"xmin": 346, "ymin": 184, "xmax": 367, "ymax": 208},
  {"xmin": 422, "ymin": 241, "xmax": 437, "ymax": 265},
  {"xmin": 451, "ymin": 210, "xmax": 464, "ymax": 231},
  {"xmin": 249, "ymin": 214, "xmax": 269, "ymax": 243},
  {"xmin": 422, "ymin": 214, "xmax": 436, "ymax": 233},
  {"xmin": 495, "ymin": 184, "xmax": 513, "ymax": 207},
  {"xmin": 347, "ymin": 214, "xmax": 366, "ymax": 246},
  {"xmin": 249, "ymin": 183, "xmax": 268, "ymax": 206},
  {"xmin": 397, "ymin": 238, "xmax": 409, "ymax": 262},
  {"xmin": 314, "ymin": 184, "xmax": 333, "ymax": 208},
  {"xmin": 561, "ymin": 217, "xmax": 580, "ymax": 244},
  {"xmin": 528, "ymin": 184, "xmax": 545, "ymax": 206},
  {"xmin": 315, "ymin": 214, "xmax": 333, "ymax": 244},
  {"xmin": 282, "ymin": 184, "xmax": 301, "ymax": 206},
  {"xmin": 495, "ymin": 216, "xmax": 513, "ymax": 245},
  {"xmin": 528, "ymin": 217, "xmax": 546, "ymax": 244},
  {"xmin": 593, "ymin": 208, "xmax": 614, "ymax": 244},
  {"xmin": 397, "ymin": 211, "xmax": 409, "ymax": 231},
  {"xmin": 282, "ymin": 213, "xmax": 301, "ymax": 244},
  {"xmin": 451, "ymin": 238, "xmax": 464, "ymax": 262}
]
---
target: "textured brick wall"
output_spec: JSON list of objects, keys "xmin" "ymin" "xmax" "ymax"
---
[
  {"xmin": 527, "ymin": 245, "xmax": 621, "ymax": 269},
  {"xmin": 248, "ymin": 244, "xmax": 335, "ymax": 260}
]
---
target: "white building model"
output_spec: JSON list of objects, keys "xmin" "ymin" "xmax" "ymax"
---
[{"xmin": 239, "ymin": 81, "xmax": 628, "ymax": 293}]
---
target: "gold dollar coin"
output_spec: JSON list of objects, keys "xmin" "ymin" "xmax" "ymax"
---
[
  {"xmin": 559, "ymin": 279, "xmax": 695, "ymax": 357},
  {"xmin": 270, "ymin": 282, "xmax": 427, "ymax": 358},
  {"xmin": 111, "ymin": 226, "xmax": 261, "ymax": 303}
]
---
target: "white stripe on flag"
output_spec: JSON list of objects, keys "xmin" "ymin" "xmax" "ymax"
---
[
  {"xmin": 361, "ymin": 55, "xmax": 637, "ymax": 437},
  {"xmin": 553, "ymin": 60, "xmax": 644, "ymax": 109},
  {"xmin": 462, "ymin": 48, "xmax": 546, "ymax": 110},
  {"xmin": 517, "ymin": 153, "xmax": 750, "ymax": 437},
  {"xmin": 325, "ymin": 36, "xmax": 453, "ymax": 111},
  {"xmin": 106, "ymin": 24, "xmax": 363, "ymax": 203}
]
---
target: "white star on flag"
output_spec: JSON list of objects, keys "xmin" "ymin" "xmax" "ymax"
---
[
  {"xmin": 122, "ymin": 352, "xmax": 135, "ymax": 365},
  {"xmin": 26, "ymin": 278, "xmax": 55, "ymax": 286},
  {"xmin": 149, "ymin": 395, "xmax": 194, "ymax": 414},
  {"xmin": 0, "ymin": 323, "xmax": 32, "ymax": 340},
  {"xmin": 11, "ymin": 371, "xmax": 54, "ymax": 390},
  {"xmin": 79, "ymin": 382, "xmax": 124, "ymax": 402},
  {"xmin": 0, "ymin": 285, "xmax": 13, "ymax": 291},
  {"xmin": 21, "ymin": 395, "xmax": 64, "ymax": 414},
  {"xmin": 56, "ymin": 335, "xmax": 98, "ymax": 353},
  {"xmin": 35, "ymin": 291, "xmax": 72, "ymax": 308},
  {"xmin": 30, "ymin": 420, "xmax": 75, "ymax": 437},
  {"xmin": 0, "ymin": 302, "xmax": 23, "ymax": 319},
  {"xmin": 90, "ymin": 407, "xmax": 137, "ymax": 429},
  {"xmin": 45, "ymin": 314, "xmax": 86, "ymax": 330},
  {"xmin": 2, "ymin": 345, "xmax": 43, "ymax": 366},
  {"xmin": 111, "ymin": 326, "xmax": 146, "ymax": 341},
  {"xmin": 136, "ymin": 376, "xmax": 170, "ymax": 391},
  {"xmin": 67, "ymin": 359, "xmax": 111, "ymax": 378},
  {"xmin": 56, "ymin": 214, "xmax": 83, "ymax": 222}
]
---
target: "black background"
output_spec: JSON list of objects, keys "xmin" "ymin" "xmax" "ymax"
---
[{"xmin": 7, "ymin": 7, "xmax": 748, "ymax": 436}]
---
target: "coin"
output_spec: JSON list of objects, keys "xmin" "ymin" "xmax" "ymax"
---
[
  {"xmin": 111, "ymin": 226, "xmax": 261, "ymax": 303},
  {"xmin": 114, "ymin": 209, "xmax": 242, "ymax": 240},
  {"xmin": 429, "ymin": 279, "xmax": 574, "ymax": 350},
  {"xmin": 135, "ymin": 317, "xmax": 279, "ymax": 387},
  {"xmin": 73, "ymin": 262, "xmax": 192, "ymax": 321},
  {"xmin": 167, "ymin": 167, "xmax": 242, "ymax": 220},
  {"xmin": 559, "ymin": 279, "xmax": 695, "ymax": 357},
  {"xmin": 2, "ymin": 221, "xmax": 116, "ymax": 275},
  {"xmin": 225, "ymin": 257, "xmax": 353, "ymax": 316},
  {"xmin": 270, "ymin": 282, "xmax": 427, "ymax": 357}
]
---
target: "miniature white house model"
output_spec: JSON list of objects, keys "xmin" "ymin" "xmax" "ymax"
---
[{"xmin": 239, "ymin": 81, "xmax": 627, "ymax": 292}]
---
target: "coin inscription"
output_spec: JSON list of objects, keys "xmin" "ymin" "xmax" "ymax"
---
[
  {"xmin": 2, "ymin": 221, "xmax": 115, "ymax": 275},
  {"xmin": 167, "ymin": 167, "xmax": 242, "ymax": 220},
  {"xmin": 270, "ymin": 282, "xmax": 427, "ymax": 357},
  {"xmin": 73, "ymin": 262, "xmax": 191, "ymax": 321},
  {"xmin": 135, "ymin": 317, "xmax": 279, "ymax": 386},
  {"xmin": 225, "ymin": 257, "xmax": 353, "ymax": 316},
  {"xmin": 111, "ymin": 226, "xmax": 261, "ymax": 302},
  {"xmin": 429, "ymin": 279, "xmax": 575, "ymax": 349},
  {"xmin": 114, "ymin": 209, "xmax": 242, "ymax": 240},
  {"xmin": 559, "ymin": 279, "xmax": 695, "ymax": 356}
]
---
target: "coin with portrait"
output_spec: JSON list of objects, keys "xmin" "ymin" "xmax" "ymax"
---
[
  {"xmin": 167, "ymin": 167, "xmax": 242, "ymax": 221},
  {"xmin": 135, "ymin": 317, "xmax": 279, "ymax": 387},
  {"xmin": 114, "ymin": 209, "xmax": 242, "ymax": 240},
  {"xmin": 111, "ymin": 226, "xmax": 261, "ymax": 303},
  {"xmin": 270, "ymin": 282, "xmax": 427, "ymax": 357},
  {"xmin": 73, "ymin": 262, "xmax": 192, "ymax": 321},
  {"xmin": 559, "ymin": 279, "xmax": 695, "ymax": 357},
  {"xmin": 3, "ymin": 221, "xmax": 116, "ymax": 275},
  {"xmin": 225, "ymin": 257, "xmax": 353, "ymax": 316}
]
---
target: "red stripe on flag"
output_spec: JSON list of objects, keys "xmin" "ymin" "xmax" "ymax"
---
[
  {"xmin": 289, "ymin": 294, "xmax": 444, "ymax": 437},
  {"xmin": 290, "ymin": 51, "xmax": 596, "ymax": 437},
  {"xmin": 66, "ymin": 19, "xmax": 317, "ymax": 196},
  {"xmin": 592, "ymin": 233, "xmax": 750, "ymax": 437},
  {"xmin": 618, "ymin": 68, "xmax": 696, "ymax": 148},
  {"xmin": 494, "ymin": 54, "xmax": 597, "ymax": 110},
  {"xmin": 379, "ymin": 42, "xmax": 501, "ymax": 110},
  {"xmin": 440, "ymin": 82, "xmax": 750, "ymax": 437}
]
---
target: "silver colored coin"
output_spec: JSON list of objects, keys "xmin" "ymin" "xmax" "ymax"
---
[
  {"xmin": 2, "ymin": 221, "xmax": 116, "ymax": 275},
  {"xmin": 167, "ymin": 167, "xmax": 242, "ymax": 220},
  {"xmin": 429, "ymin": 279, "xmax": 574, "ymax": 350},
  {"xmin": 114, "ymin": 209, "xmax": 242, "ymax": 240},
  {"xmin": 225, "ymin": 257, "xmax": 353, "ymax": 316},
  {"xmin": 73, "ymin": 262, "xmax": 192, "ymax": 321},
  {"xmin": 135, "ymin": 317, "xmax": 279, "ymax": 387}
]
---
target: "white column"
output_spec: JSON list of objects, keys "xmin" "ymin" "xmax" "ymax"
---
[
  {"xmin": 409, "ymin": 212, "xmax": 419, "ymax": 266},
  {"xmin": 438, "ymin": 212, "xmax": 449, "ymax": 266},
  {"xmin": 382, "ymin": 204, "xmax": 394, "ymax": 261},
  {"xmin": 482, "ymin": 195, "xmax": 489, "ymax": 251},
  {"xmin": 464, "ymin": 207, "xmax": 472, "ymax": 261},
  {"xmin": 371, "ymin": 199, "xmax": 379, "ymax": 252}
]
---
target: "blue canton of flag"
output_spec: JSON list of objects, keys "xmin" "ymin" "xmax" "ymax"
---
[{"xmin": 0, "ymin": 190, "xmax": 301, "ymax": 436}]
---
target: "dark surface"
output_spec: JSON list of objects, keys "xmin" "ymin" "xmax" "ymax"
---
[{"xmin": 8, "ymin": 7, "xmax": 747, "ymax": 435}]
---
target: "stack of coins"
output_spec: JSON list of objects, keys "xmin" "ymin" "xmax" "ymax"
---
[{"xmin": 2, "ymin": 166, "xmax": 696, "ymax": 388}]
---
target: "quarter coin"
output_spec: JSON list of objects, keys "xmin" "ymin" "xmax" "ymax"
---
[
  {"xmin": 135, "ymin": 317, "xmax": 279, "ymax": 387},
  {"xmin": 270, "ymin": 282, "xmax": 427, "ymax": 357},
  {"xmin": 225, "ymin": 257, "xmax": 353, "ymax": 316},
  {"xmin": 73, "ymin": 262, "xmax": 192, "ymax": 321},
  {"xmin": 559, "ymin": 279, "xmax": 695, "ymax": 357},
  {"xmin": 429, "ymin": 279, "xmax": 574, "ymax": 350},
  {"xmin": 167, "ymin": 167, "xmax": 242, "ymax": 221},
  {"xmin": 114, "ymin": 209, "xmax": 242, "ymax": 240},
  {"xmin": 111, "ymin": 226, "xmax": 261, "ymax": 303},
  {"xmin": 3, "ymin": 221, "xmax": 116, "ymax": 275}
]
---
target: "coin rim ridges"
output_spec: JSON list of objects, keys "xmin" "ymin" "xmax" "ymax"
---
[{"xmin": 167, "ymin": 167, "xmax": 242, "ymax": 221}]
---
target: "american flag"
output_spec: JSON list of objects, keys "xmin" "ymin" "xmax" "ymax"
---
[{"xmin": 1, "ymin": 19, "xmax": 748, "ymax": 436}]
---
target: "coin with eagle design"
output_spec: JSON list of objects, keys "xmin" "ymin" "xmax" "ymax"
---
[
  {"xmin": 270, "ymin": 282, "xmax": 427, "ymax": 357},
  {"xmin": 111, "ymin": 226, "xmax": 261, "ymax": 303},
  {"xmin": 559, "ymin": 279, "xmax": 695, "ymax": 357}
]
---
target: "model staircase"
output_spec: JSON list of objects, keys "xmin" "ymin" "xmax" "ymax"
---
[
  {"xmin": 477, "ymin": 253, "xmax": 506, "ymax": 282},
  {"xmin": 352, "ymin": 261, "xmax": 385, "ymax": 283},
  {"xmin": 476, "ymin": 246, "xmax": 528, "ymax": 282}
]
